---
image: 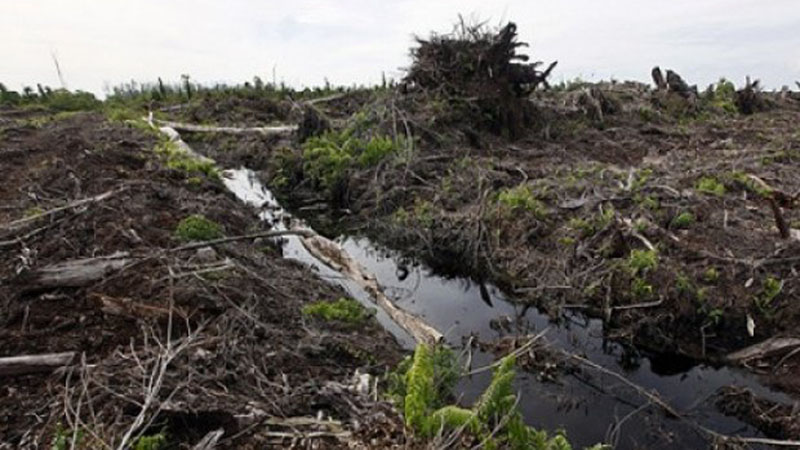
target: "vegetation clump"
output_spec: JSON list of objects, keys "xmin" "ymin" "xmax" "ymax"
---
[
  {"xmin": 302, "ymin": 297, "xmax": 375, "ymax": 325},
  {"xmin": 497, "ymin": 185, "xmax": 547, "ymax": 219},
  {"xmin": 696, "ymin": 177, "xmax": 726, "ymax": 196},
  {"xmin": 627, "ymin": 249, "xmax": 659, "ymax": 276},
  {"xmin": 302, "ymin": 128, "xmax": 404, "ymax": 194},
  {"xmin": 155, "ymin": 140, "xmax": 219, "ymax": 179},
  {"xmin": 175, "ymin": 214, "xmax": 223, "ymax": 242},
  {"xmin": 755, "ymin": 276, "xmax": 782, "ymax": 314},
  {"xmin": 671, "ymin": 211, "xmax": 695, "ymax": 229},
  {"xmin": 390, "ymin": 344, "xmax": 602, "ymax": 449}
]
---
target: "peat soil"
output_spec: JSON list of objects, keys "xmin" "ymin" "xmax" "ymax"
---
[
  {"xmin": 171, "ymin": 81, "xmax": 800, "ymax": 442},
  {"xmin": 0, "ymin": 110, "xmax": 409, "ymax": 449}
]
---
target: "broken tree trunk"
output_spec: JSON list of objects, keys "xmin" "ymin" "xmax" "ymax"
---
[
  {"xmin": 298, "ymin": 231, "xmax": 443, "ymax": 345},
  {"xmin": 19, "ymin": 252, "xmax": 132, "ymax": 289},
  {"xmin": 0, "ymin": 352, "xmax": 76, "ymax": 376},
  {"xmin": 726, "ymin": 337, "xmax": 800, "ymax": 363},
  {"xmin": 153, "ymin": 119, "xmax": 297, "ymax": 136}
]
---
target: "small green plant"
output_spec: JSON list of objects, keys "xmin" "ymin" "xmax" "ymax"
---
[
  {"xmin": 627, "ymin": 249, "xmax": 659, "ymax": 276},
  {"xmin": 302, "ymin": 127, "xmax": 401, "ymax": 192},
  {"xmin": 392, "ymin": 344, "xmax": 593, "ymax": 449},
  {"xmin": 133, "ymin": 433, "xmax": 167, "ymax": 450},
  {"xmin": 703, "ymin": 267, "xmax": 720, "ymax": 283},
  {"xmin": 302, "ymin": 298, "xmax": 375, "ymax": 325},
  {"xmin": 676, "ymin": 273, "xmax": 694, "ymax": 296},
  {"xmin": 497, "ymin": 185, "xmax": 547, "ymax": 219},
  {"xmin": 671, "ymin": 211, "xmax": 695, "ymax": 229},
  {"xmin": 23, "ymin": 206, "xmax": 44, "ymax": 218},
  {"xmin": 568, "ymin": 217, "xmax": 595, "ymax": 237},
  {"xmin": 52, "ymin": 423, "xmax": 83, "ymax": 450},
  {"xmin": 754, "ymin": 277, "xmax": 782, "ymax": 313},
  {"xmin": 708, "ymin": 78, "xmax": 737, "ymax": 114},
  {"xmin": 175, "ymin": 214, "xmax": 223, "ymax": 242},
  {"xmin": 728, "ymin": 171, "xmax": 773, "ymax": 197},
  {"xmin": 631, "ymin": 168, "xmax": 653, "ymax": 191},
  {"xmin": 696, "ymin": 177, "xmax": 726, "ymax": 196},
  {"xmin": 637, "ymin": 194, "xmax": 659, "ymax": 211},
  {"xmin": 631, "ymin": 278, "xmax": 654, "ymax": 299},
  {"xmin": 155, "ymin": 140, "xmax": 219, "ymax": 179}
]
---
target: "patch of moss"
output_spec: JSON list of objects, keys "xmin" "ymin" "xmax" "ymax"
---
[
  {"xmin": 155, "ymin": 140, "xmax": 219, "ymax": 180},
  {"xmin": 175, "ymin": 214, "xmax": 223, "ymax": 242},
  {"xmin": 302, "ymin": 297, "xmax": 375, "ymax": 325},
  {"xmin": 497, "ymin": 185, "xmax": 547, "ymax": 219},
  {"xmin": 703, "ymin": 267, "xmax": 719, "ymax": 283},
  {"xmin": 133, "ymin": 433, "xmax": 167, "ymax": 450},
  {"xmin": 627, "ymin": 249, "xmax": 659, "ymax": 276},
  {"xmin": 755, "ymin": 277, "xmax": 782, "ymax": 313},
  {"xmin": 671, "ymin": 211, "xmax": 695, "ymax": 229},
  {"xmin": 696, "ymin": 177, "xmax": 726, "ymax": 196}
]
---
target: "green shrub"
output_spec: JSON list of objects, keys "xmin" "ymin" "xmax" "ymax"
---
[
  {"xmin": 631, "ymin": 278, "xmax": 654, "ymax": 299},
  {"xmin": 175, "ymin": 214, "xmax": 223, "ymax": 242},
  {"xmin": 302, "ymin": 128, "xmax": 401, "ymax": 191},
  {"xmin": 708, "ymin": 79, "xmax": 737, "ymax": 114},
  {"xmin": 671, "ymin": 211, "xmax": 695, "ymax": 229},
  {"xmin": 392, "ymin": 344, "xmax": 592, "ymax": 449},
  {"xmin": 696, "ymin": 177, "xmax": 726, "ymax": 196},
  {"xmin": 133, "ymin": 433, "xmax": 167, "ymax": 450},
  {"xmin": 497, "ymin": 185, "xmax": 547, "ymax": 219},
  {"xmin": 302, "ymin": 298, "xmax": 375, "ymax": 325},
  {"xmin": 755, "ymin": 277, "xmax": 782, "ymax": 313},
  {"xmin": 627, "ymin": 249, "xmax": 659, "ymax": 276},
  {"xmin": 703, "ymin": 267, "xmax": 719, "ymax": 283},
  {"xmin": 155, "ymin": 140, "xmax": 219, "ymax": 179}
]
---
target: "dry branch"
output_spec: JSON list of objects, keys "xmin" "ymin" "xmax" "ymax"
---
[
  {"xmin": 1, "ymin": 188, "xmax": 125, "ymax": 231},
  {"xmin": 153, "ymin": 119, "xmax": 297, "ymax": 136},
  {"xmin": 726, "ymin": 337, "xmax": 800, "ymax": 363},
  {"xmin": 0, "ymin": 352, "xmax": 76, "ymax": 376}
]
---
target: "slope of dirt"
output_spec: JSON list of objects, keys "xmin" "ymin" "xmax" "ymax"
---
[{"xmin": 0, "ymin": 111, "xmax": 409, "ymax": 449}]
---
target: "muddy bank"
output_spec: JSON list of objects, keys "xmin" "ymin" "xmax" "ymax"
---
[{"xmin": 0, "ymin": 111, "xmax": 409, "ymax": 448}]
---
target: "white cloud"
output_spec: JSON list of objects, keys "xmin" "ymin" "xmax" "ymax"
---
[{"xmin": 1, "ymin": 0, "xmax": 798, "ymax": 95}]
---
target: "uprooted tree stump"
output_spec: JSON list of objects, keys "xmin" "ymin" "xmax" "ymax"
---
[{"xmin": 403, "ymin": 20, "xmax": 556, "ymax": 140}]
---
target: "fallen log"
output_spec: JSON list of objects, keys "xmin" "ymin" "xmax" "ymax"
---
[
  {"xmin": 19, "ymin": 252, "xmax": 132, "ymax": 289},
  {"xmin": 0, "ymin": 352, "xmax": 76, "ymax": 376},
  {"xmin": 298, "ymin": 231, "xmax": 443, "ymax": 345},
  {"xmin": 726, "ymin": 337, "xmax": 800, "ymax": 363},
  {"xmin": 153, "ymin": 119, "xmax": 297, "ymax": 136}
]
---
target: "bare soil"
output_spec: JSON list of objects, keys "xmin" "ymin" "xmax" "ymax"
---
[{"xmin": 0, "ymin": 111, "xmax": 409, "ymax": 449}]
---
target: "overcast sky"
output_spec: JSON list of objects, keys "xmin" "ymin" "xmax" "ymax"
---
[{"xmin": 2, "ymin": 0, "xmax": 799, "ymax": 96}]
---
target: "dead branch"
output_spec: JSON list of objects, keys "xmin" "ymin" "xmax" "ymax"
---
[
  {"xmin": 0, "ymin": 352, "xmax": 76, "ymax": 376},
  {"xmin": 152, "ymin": 119, "xmax": 297, "ymax": 136},
  {"xmin": 0, "ymin": 188, "xmax": 125, "ymax": 231},
  {"xmin": 726, "ymin": 337, "xmax": 800, "ymax": 363}
]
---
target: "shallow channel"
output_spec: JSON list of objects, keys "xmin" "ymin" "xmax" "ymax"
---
[{"xmin": 223, "ymin": 167, "xmax": 788, "ymax": 449}]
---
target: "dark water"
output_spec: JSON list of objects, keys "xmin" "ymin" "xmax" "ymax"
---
[{"xmin": 223, "ymin": 168, "xmax": 789, "ymax": 449}]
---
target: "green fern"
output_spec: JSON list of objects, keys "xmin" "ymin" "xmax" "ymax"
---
[
  {"xmin": 475, "ymin": 355, "xmax": 517, "ymax": 423},
  {"xmin": 404, "ymin": 343, "xmax": 435, "ymax": 431},
  {"xmin": 426, "ymin": 405, "xmax": 478, "ymax": 436}
]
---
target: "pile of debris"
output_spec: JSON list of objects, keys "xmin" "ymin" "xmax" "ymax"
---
[{"xmin": 403, "ymin": 20, "xmax": 556, "ymax": 139}]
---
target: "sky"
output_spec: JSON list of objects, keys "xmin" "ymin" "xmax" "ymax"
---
[{"xmin": 1, "ymin": 0, "xmax": 799, "ymax": 96}]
